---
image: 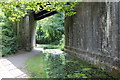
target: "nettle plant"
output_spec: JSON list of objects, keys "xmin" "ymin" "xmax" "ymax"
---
[{"xmin": 0, "ymin": 2, "xmax": 78, "ymax": 21}]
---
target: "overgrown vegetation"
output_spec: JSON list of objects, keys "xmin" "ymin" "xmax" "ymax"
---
[
  {"xmin": 0, "ymin": 2, "xmax": 76, "ymax": 55},
  {"xmin": 36, "ymin": 12, "xmax": 64, "ymax": 47},
  {"xmin": 0, "ymin": 10, "xmax": 18, "ymax": 56},
  {"xmin": 25, "ymin": 51, "xmax": 118, "ymax": 78},
  {"xmin": 0, "ymin": 2, "xmax": 77, "ymax": 22}
]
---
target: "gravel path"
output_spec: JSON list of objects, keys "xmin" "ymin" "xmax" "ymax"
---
[{"xmin": 0, "ymin": 48, "xmax": 41, "ymax": 79}]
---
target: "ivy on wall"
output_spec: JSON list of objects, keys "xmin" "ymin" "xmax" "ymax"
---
[{"xmin": 0, "ymin": 2, "xmax": 77, "ymax": 21}]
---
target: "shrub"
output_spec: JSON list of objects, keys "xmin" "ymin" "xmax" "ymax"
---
[{"xmin": 0, "ymin": 11, "xmax": 18, "ymax": 56}]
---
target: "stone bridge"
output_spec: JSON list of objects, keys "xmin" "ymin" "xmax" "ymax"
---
[
  {"xmin": 15, "ymin": 10, "xmax": 57, "ymax": 51},
  {"xmin": 15, "ymin": 2, "xmax": 120, "ymax": 77}
]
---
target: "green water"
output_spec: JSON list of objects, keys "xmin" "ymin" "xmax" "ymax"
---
[
  {"xmin": 42, "ymin": 52, "xmax": 116, "ymax": 78},
  {"xmin": 25, "ymin": 49, "xmax": 118, "ymax": 78}
]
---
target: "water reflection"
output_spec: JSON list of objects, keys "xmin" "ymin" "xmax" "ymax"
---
[{"xmin": 42, "ymin": 49, "xmax": 114, "ymax": 78}]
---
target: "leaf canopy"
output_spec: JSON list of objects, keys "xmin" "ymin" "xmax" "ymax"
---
[{"xmin": 0, "ymin": 2, "xmax": 78, "ymax": 21}]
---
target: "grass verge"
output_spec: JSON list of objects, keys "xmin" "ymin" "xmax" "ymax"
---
[{"xmin": 25, "ymin": 53, "xmax": 47, "ymax": 78}]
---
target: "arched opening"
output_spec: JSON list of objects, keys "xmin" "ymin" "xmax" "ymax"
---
[{"xmin": 35, "ymin": 12, "xmax": 65, "ymax": 50}]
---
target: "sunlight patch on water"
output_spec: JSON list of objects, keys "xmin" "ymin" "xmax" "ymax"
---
[{"xmin": 44, "ymin": 49, "xmax": 64, "ymax": 54}]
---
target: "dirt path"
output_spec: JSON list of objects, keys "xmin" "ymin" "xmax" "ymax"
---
[{"xmin": 0, "ymin": 48, "xmax": 42, "ymax": 79}]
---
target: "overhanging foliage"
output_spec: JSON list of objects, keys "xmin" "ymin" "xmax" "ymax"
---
[{"xmin": 0, "ymin": 2, "xmax": 78, "ymax": 21}]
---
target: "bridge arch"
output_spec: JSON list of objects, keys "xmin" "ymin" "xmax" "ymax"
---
[
  {"xmin": 15, "ymin": 2, "xmax": 120, "ymax": 77},
  {"xmin": 15, "ymin": 10, "xmax": 57, "ymax": 51}
]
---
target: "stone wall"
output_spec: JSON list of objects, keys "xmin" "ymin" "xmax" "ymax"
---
[
  {"xmin": 65, "ymin": 2, "xmax": 120, "ymax": 76},
  {"xmin": 16, "ymin": 13, "xmax": 36, "ymax": 51}
]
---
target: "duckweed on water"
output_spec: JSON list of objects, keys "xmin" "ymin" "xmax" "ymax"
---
[{"xmin": 25, "ymin": 49, "xmax": 118, "ymax": 78}]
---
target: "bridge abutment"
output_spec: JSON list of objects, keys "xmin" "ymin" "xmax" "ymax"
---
[
  {"xmin": 65, "ymin": 2, "xmax": 120, "ymax": 77},
  {"xmin": 16, "ymin": 13, "xmax": 36, "ymax": 51}
]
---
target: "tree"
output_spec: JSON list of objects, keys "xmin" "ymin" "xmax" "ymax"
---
[{"xmin": 36, "ymin": 12, "xmax": 64, "ymax": 44}]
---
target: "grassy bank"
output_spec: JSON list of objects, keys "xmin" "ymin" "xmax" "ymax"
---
[{"xmin": 25, "ymin": 53, "xmax": 47, "ymax": 78}]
